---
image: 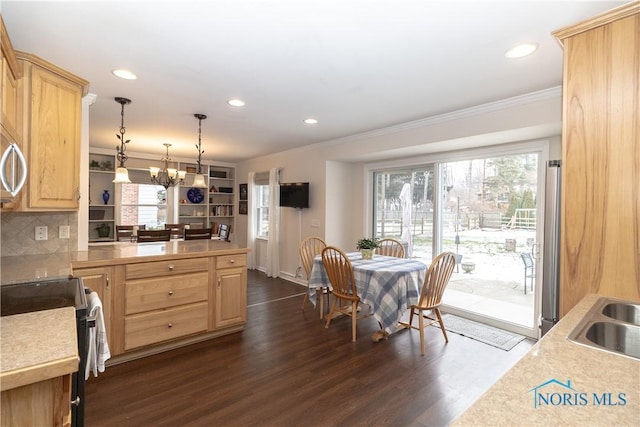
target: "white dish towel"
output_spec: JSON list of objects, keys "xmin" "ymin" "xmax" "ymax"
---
[{"xmin": 85, "ymin": 291, "xmax": 111, "ymax": 380}]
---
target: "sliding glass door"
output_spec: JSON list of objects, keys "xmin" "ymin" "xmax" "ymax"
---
[{"xmin": 371, "ymin": 146, "xmax": 545, "ymax": 338}]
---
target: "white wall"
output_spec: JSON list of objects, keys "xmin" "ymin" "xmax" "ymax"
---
[{"xmin": 236, "ymin": 88, "xmax": 563, "ymax": 277}]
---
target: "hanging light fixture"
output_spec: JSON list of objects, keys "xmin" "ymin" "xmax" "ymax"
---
[
  {"xmin": 192, "ymin": 113, "xmax": 208, "ymax": 188},
  {"xmin": 149, "ymin": 143, "xmax": 186, "ymax": 188},
  {"xmin": 113, "ymin": 97, "xmax": 132, "ymax": 183}
]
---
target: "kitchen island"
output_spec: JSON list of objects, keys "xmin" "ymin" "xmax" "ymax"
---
[
  {"xmin": 1, "ymin": 240, "xmax": 250, "ymax": 364},
  {"xmin": 452, "ymin": 294, "xmax": 639, "ymax": 426}
]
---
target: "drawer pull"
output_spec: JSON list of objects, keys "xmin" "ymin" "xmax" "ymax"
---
[
  {"xmin": 229, "ymin": 259, "xmax": 235, "ymax": 264},
  {"xmin": 168, "ymin": 290, "xmax": 174, "ymax": 296},
  {"xmin": 168, "ymin": 323, "xmax": 173, "ymax": 328},
  {"xmin": 168, "ymin": 265, "xmax": 175, "ymax": 271}
]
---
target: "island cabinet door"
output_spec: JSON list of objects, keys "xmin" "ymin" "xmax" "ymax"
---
[
  {"xmin": 73, "ymin": 266, "xmax": 113, "ymax": 348},
  {"xmin": 215, "ymin": 266, "xmax": 247, "ymax": 328}
]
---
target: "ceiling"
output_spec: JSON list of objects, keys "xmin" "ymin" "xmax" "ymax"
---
[{"xmin": 1, "ymin": 1, "xmax": 628, "ymax": 163}]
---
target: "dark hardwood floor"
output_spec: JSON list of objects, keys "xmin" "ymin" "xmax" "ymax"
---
[{"xmin": 85, "ymin": 270, "xmax": 533, "ymax": 426}]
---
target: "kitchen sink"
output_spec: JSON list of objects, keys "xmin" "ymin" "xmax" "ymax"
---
[
  {"xmin": 601, "ymin": 302, "xmax": 640, "ymax": 326},
  {"xmin": 568, "ymin": 297, "xmax": 640, "ymax": 360}
]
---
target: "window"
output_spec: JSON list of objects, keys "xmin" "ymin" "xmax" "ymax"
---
[
  {"xmin": 117, "ymin": 170, "xmax": 167, "ymax": 228},
  {"xmin": 256, "ymin": 184, "xmax": 269, "ymax": 237},
  {"xmin": 373, "ymin": 166, "xmax": 434, "ymax": 259}
]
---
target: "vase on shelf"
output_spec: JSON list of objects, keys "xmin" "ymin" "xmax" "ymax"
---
[{"xmin": 102, "ymin": 190, "xmax": 110, "ymax": 205}]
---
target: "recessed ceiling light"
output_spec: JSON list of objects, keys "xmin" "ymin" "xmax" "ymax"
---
[
  {"xmin": 304, "ymin": 118, "xmax": 318, "ymax": 125},
  {"xmin": 505, "ymin": 43, "xmax": 538, "ymax": 59},
  {"xmin": 112, "ymin": 69, "xmax": 137, "ymax": 80},
  {"xmin": 227, "ymin": 99, "xmax": 245, "ymax": 107}
]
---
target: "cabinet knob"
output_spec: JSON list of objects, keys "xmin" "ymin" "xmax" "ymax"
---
[
  {"xmin": 168, "ymin": 290, "xmax": 174, "ymax": 296},
  {"xmin": 168, "ymin": 323, "xmax": 173, "ymax": 328},
  {"xmin": 71, "ymin": 396, "xmax": 81, "ymax": 407},
  {"xmin": 229, "ymin": 259, "xmax": 235, "ymax": 264},
  {"xmin": 168, "ymin": 265, "xmax": 175, "ymax": 271}
]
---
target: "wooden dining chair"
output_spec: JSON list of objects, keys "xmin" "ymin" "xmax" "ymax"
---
[
  {"xmin": 299, "ymin": 236, "xmax": 328, "ymax": 318},
  {"xmin": 322, "ymin": 246, "xmax": 373, "ymax": 342},
  {"xmin": 402, "ymin": 251, "xmax": 456, "ymax": 355},
  {"xmin": 136, "ymin": 229, "xmax": 171, "ymax": 242},
  {"xmin": 184, "ymin": 228, "xmax": 212, "ymax": 240},
  {"xmin": 116, "ymin": 225, "xmax": 145, "ymax": 241},
  {"xmin": 164, "ymin": 223, "xmax": 185, "ymax": 240},
  {"xmin": 376, "ymin": 238, "xmax": 405, "ymax": 258}
]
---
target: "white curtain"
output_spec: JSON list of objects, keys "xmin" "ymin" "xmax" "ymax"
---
[
  {"xmin": 246, "ymin": 171, "xmax": 257, "ymax": 270},
  {"xmin": 266, "ymin": 167, "xmax": 280, "ymax": 277}
]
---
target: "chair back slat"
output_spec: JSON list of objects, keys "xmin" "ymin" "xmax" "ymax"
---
[
  {"xmin": 136, "ymin": 229, "xmax": 171, "ymax": 242},
  {"xmin": 376, "ymin": 238, "xmax": 405, "ymax": 258},
  {"xmin": 299, "ymin": 237, "xmax": 326, "ymax": 278},
  {"xmin": 322, "ymin": 246, "xmax": 359, "ymax": 302},
  {"xmin": 164, "ymin": 223, "xmax": 185, "ymax": 239},
  {"xmin": 418, "ymin": 252, "xmax": 456, "ymax": 308},
  {"xmin": 116, "ymin": 225, "xmax": 145, "ymax": 241},
  {"xmin": 184, "ymin": 228, "xmax": 212, "ymax": 240}
]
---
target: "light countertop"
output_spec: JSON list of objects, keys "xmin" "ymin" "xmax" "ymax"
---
[
  {"xmin": 0, "ymin": 307, "xmax": 78, "ymax": 391},
  {"xmin": 451, "ymin": 294, "xmax": 640, "ymax": 426},
  {"xmin": 1, "ymin": 240, "xmax": 249, "ymax": 285}
]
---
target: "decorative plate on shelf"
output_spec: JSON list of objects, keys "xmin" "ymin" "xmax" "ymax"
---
[{"xmin": 187, "ymin": 187, "xmax": 205, "ymax": 204}]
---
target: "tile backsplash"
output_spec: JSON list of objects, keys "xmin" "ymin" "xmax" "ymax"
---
[{"xmin": 1, "ymin": 212, "xmax": 78, "ymax": 256}]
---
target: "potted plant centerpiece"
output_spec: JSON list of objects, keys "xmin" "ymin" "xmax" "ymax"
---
[{"xmin": 357, "ymin": 237, "xmax": 380, "ymax": 260}]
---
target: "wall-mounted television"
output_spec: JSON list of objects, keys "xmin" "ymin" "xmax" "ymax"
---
[{"xmin": 279, "ymin": 182, "xmax": 309, "ymax": 209}]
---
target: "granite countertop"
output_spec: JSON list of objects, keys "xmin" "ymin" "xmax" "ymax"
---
[
  {"xmin": 0, "ymin": 307, "xmax": 78, "ymax": 391},
  {"xmin": 452, "ymin": 294, "xmax": 640, "ymax": 426},
  {"xmin": 1, "ymin": 240, "xmax": 250, "ymax": 284}
]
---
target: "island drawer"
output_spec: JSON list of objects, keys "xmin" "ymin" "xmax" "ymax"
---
[
  {"xmin": 216, "ymin": 254, "xmax": 247, "ymax": 269},
  {"xmin": 124, "ymin": 302, "xmax": 208, "ymax": 350},
  {"xmin": 125, "ymin": 257, "xmax": 208, "ymax": 279},
  {"xmin": 125, "ymin": 272, "xmax": 209, "ymax": 315}
]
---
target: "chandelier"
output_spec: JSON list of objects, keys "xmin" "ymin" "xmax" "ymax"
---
[
  {"xmin": 112, "ymin": 97, "xmax": 132, "ymax": 184},
  {"xmin": 192, "ymin": 113, "xmax": 208, "ymax": 188},
  {"xmin": 149, "ymin": 143, "xmax": 186, "ymax": 188}
]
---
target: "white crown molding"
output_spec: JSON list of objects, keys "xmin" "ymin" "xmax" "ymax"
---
[{"xmin": 260, "ymin": 86, "xmax": 562, "ymax": 161}]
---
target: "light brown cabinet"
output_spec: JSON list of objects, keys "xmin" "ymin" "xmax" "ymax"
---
[
  {"xmin": 553, "ymin": 3, "xmax": 640, "ymax": 316},
  {"xmin": 215, "ymin": 255, "xmax": 247, "ymax": 328},
  {"xmin": 1, "ymin": 374, "xmax": 72, "ymax": 427},
  {"xmin": 74, "ymin": 250, "xmax": 248, "ymax": 361},
  {"xmin": 1, "ymin": 17, "xmax": 22, "ymax": 143},
  {"xmin": 72, "ymin": 266, "xmax": 113, "ymax": 349},
  {"xmin": 16, "ymin": 52, "xmax": 88, "ymax": 211},
  {"xmin": 0, "ymin": 15, "xmax": 24, "ymax": 210}
]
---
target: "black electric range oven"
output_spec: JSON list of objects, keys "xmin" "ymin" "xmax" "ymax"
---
[{"xmin": 1, "ymin": 276, "xmax": 88, "ymax": 427}]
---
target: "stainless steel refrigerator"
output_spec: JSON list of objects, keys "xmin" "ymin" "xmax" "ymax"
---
[{"xmin": 540, "ymin": 160, "xmax": 561, "ymax": 336}]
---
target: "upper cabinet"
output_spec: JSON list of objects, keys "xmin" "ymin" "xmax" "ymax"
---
[
  {"xmin": 553, "ymin": 3, "xmax": 640, "ymax": 316},
  {"xmin": 0, "ymin": 16, "xmax": 24, "ymax": 209},
  {"xmin": 17, "ymin": 52, "xmax": 89, "ymax": 210},
  {"xmin": 1, "ymin": 17, "xmax": 22, "ymax": 144}
]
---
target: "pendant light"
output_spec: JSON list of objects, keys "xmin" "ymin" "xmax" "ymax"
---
[
  {"xmin": 113, "ymin": 97, "xmax": 132, "ymax": 183},
  {"xmin": 149, "ymin": 143, "xmax": 186, "ymax": 188},
  {"xmin": 192, "ymin": 113, "xmax": 208, "ymax": 188}
]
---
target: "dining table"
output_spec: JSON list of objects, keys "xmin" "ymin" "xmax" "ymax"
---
[{"xmin": 308, "ymin": 251, "xmax": 429, "ymax": 338}]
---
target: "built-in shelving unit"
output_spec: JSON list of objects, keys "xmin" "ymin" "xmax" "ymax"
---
[
  {"xmin": 206, "ymin": 166, "xmax": 235, "ymax": 232},
  {"xmin": 88, "ymin": 153, "xmax": 116, "ymax": 242},
  {"xmin": 88, "ymin": 152, "xmax": 236, "ymax": 242}
]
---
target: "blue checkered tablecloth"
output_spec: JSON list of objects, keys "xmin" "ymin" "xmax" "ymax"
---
[{"xmin": 308, "ymin": 252, "xmax": 428, "ymax": 334}]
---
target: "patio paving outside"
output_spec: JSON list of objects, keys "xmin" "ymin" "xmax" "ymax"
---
[{"xmin": 410, "ymin": 228, "xmax": 538, "ymax": 330}]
